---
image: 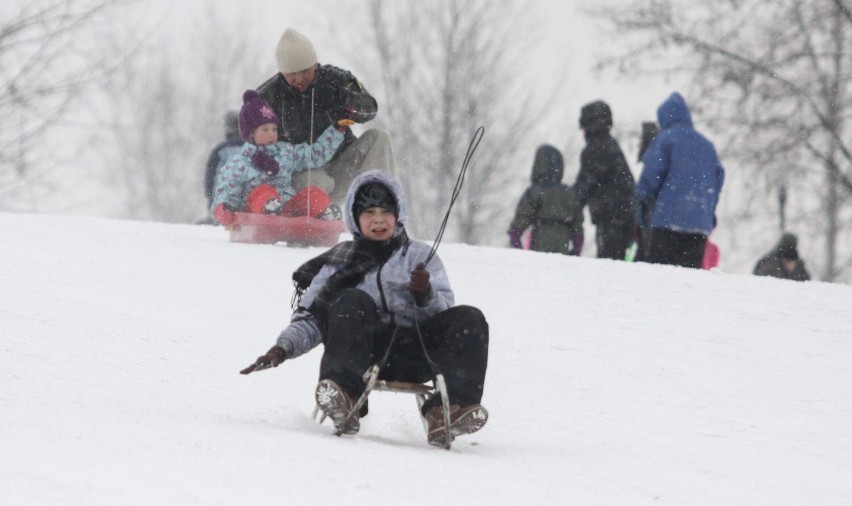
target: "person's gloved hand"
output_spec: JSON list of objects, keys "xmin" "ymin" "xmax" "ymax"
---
[
  {"xmin": 570, "ymin": 233, "xmax": 584, "ymax": 256},
  {"xmin": 213, "ymin": 203, "xmax": 236, "ymax": 227},
  {"xmin": 336, "ymin": 118, "xmax": 355, "ymax": 132},
  {"xmin": 409, "ymin": 263, "xmax": 431, "ymax": 295},
  {"xmin": 409, "ymin": 263, "xmax": 432, "ymax": 306},
  {"xmin": 240, "ymin": 346, "xmax": 287, "ymax": 375},
  {"xmin": 508, "ymin": 228, "xmax": 523, "ymax": 249}
]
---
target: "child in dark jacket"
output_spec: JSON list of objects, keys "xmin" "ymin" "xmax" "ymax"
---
[
  {"xmin": 508, "ymin": 145, "xmax": 584, "ymax": 255},
  {"xmin": 210, "ymin": 90, "xmax": 344, "ymax": 227},
  {"xmin": 240, "ymin": 170, "xmax": 489, "ymax": 448}
]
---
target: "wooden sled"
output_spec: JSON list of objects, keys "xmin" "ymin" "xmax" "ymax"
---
[
  {"xmin": 313, "ymin": 365, "xmax": 454, "ymax": 449},
  {"xmin": 228, "ymin": 212, "xmax": 345, "ymax": 246}
]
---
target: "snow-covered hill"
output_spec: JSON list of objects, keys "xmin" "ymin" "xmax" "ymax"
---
[{"xmin": 1, "ymin": 213, "xmax": 850, "ymax": 504}]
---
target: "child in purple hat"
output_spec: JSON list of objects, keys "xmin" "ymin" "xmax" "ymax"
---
[{"xmin": 211, "ymin": 90, "xmax": 345, "ymax": 226}]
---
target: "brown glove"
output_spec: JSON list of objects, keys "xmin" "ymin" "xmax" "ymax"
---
[
  {"xmin": 409, "ymin": 263, "xmax": 433, "ymax": 306},
  {"xmin": 409, "ymin": 263, "xmax": 431, "ymax": 294},
  {"xmin": 240, "ymin": 346, "xmax": 287, "ymax": 375}
]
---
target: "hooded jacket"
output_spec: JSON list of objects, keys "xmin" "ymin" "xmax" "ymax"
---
[
  {"xmin": 509, "ymin": 145, "xmax": 583, "ymax": 253},
  {"xmin": 276, "ymin": 170, "xmax": 454, "ymax": 358},
  {"xmin": 636, "ymin": 92, "xmax": 725, "ymax": 235},
  {"xmin": 256, "ymin": 64, "xmax": 378, "ymax": 162},
  {"xmin": 575, "ymin": 102, "xmax": 636, "ymax": 225}
]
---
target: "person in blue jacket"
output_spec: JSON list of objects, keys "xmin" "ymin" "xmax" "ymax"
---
[{"xmin": 636, "ymin": 92, "xmax": 725, "ymax": 268}]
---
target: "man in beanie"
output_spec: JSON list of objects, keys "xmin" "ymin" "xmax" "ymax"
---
[
  {"xmin": 636, "ymin": 92, "xmax": 725, "ymax": 268},
  {"xmin": 257, "ymin": 28, "xmax": 396, "ymax": 204},
  {"xmin": 753, "ymin": 233, "xmax": 811, "ymax": 281},
  {"xmin": 240, "ymin": 170, "xmax": 489, "ymax": 448},
  {"xmin": 574, "ymin": 100, "xmax": 636, "ymax": 260}
]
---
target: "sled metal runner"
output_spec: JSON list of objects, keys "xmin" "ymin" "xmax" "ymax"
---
[
  {"xmin": 313, "ymin": 365, "xmax": 454, "ymax": 449},
  {"xmin": 228, "ymin": 212, "xmax": 345, "ymax": 246}
]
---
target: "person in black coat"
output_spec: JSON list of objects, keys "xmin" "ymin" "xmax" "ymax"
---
[
  {"xmin": 203, "ymin": 111, "xmax": 242, "ymax": 209},
  {"xmin": 633, "ymin": 121, "xmax": 659, "ymax": 262},
  {"xmin": 574, "ymin": 101, "xmax": 636, "ymax": 260},
  {"xmin": 753, "ymin": 233, "xmax": 811, "ymax": 281},
  {"xmin": 257, "ymin": 28, "xmax": 396, "ymax": 204}
]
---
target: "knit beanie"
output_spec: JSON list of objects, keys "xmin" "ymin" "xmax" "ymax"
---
[
  {"xmin": 275, "ymin": 28, "xmax": 317, "ymax": 74},
  {"xmin": 352, "ymin": 183, "xmax": 398, "ymax": 219},
  {"xmin": 238, "ymin": 90, "xmax": 279, "ymax": 143}
]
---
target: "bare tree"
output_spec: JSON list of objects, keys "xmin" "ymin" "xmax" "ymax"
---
[
  {"xmin": 594, "ymin": 0, "xmax": 852, "ymax": 282},
  {"xmin": 93, "ymin": 5, "xmax": 268, "ymax": 223},
  {"xmin": 0, "ymin": 0, "xmax": 129, "ymax": 212},
  {"xmin": 337, "ymin": 0, "xmax": 557, "ymax": 245}
]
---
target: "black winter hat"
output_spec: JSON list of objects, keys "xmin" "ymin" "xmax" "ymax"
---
[
  {"xmin": 352, "ymin": 182, "xmax": 398, "ymax": 218},
  {"xmin": 579, "ymin": 100, "xmax": 613, "ymax": 130},
  {"xmin": 778, "ymin": 233, "xmax": 799, "ymax": 260}
]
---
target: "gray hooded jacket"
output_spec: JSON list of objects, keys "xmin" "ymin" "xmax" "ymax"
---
[{"xmin": 276, "ymin": 170, "xmax": 454, "ymax": 358}]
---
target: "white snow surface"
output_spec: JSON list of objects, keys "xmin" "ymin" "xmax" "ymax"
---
[{"xmin": 1, "ymin": 212, "xmax": 851, "ymax": 505}]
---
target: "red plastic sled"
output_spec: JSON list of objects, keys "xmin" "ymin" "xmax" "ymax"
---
[{"xmin": 228, "ymin": 212, "xmax": 345, "ymax": 246}]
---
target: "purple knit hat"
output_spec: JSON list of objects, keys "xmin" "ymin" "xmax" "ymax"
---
[{"xmin": 238, "ymin": 90, "xmax": 279, "ymax": 143}]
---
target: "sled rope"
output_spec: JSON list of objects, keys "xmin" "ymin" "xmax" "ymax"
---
[
  {"xmin": 411, "ymin": 126, "xmax": 486, "ymax": 403},
  {"xmin": 307, "ymin": 86, "xmax": 316, "ymax": 220},
  {"xmin": 425, "ymin": 126, "xmax": 484, "ymax": 266}
]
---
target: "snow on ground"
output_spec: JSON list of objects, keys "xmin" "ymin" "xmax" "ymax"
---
[{"xmin": 1, "ymin": 212, "xmax": 851, "ymax": 505}]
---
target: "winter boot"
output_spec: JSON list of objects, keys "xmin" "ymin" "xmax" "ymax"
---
[
  {"xmin": 425, "ymin": 404, "xmax": 488, "ymax": 447},
  {"xmin": 315, "ymin": 380, "xmax": 359, "ymax": 435},
  {"xmin": 262, "ymin": 197, "xmax": 283, "ymax": 215},
  {"xmin": 319, "ymin": 202, "xmax": 342, "ymax": 221}
]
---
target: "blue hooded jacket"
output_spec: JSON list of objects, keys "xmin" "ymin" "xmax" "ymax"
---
[{"xmin": 636, "ymin": 93, "xmax": 725, "ymax": 235}]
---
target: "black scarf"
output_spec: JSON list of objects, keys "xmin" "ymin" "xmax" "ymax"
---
[{"xmin": 291, "ymin": 228, "xmax": 409, "ymax": 331}]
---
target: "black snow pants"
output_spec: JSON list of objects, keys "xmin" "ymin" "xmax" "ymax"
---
[
  {"xmin": 647, "ymin": 227, "xmax": 707, "ymax": 268},
  {"xmin": 319, "ymin": 288, "xmax": 489, "ymax": 414},
  {"xmin": 596, "ymin": 221, "xmax": 632, "ymax": 260}
]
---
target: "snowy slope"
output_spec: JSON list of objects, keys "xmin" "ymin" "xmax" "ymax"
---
[{"xmin": 1, "ymin": 212, "xmax": 851, "ymax": 505}]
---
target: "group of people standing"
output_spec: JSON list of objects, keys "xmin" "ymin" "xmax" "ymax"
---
[
  {"xmin": 509, "ymin": 92, "xmax": 723, "ymax": 268},
  {"xmin": 508, "ymin": 92, "xmax": 810, "ymax": 281}
]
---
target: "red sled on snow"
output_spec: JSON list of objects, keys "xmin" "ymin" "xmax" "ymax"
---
[{"xmin": 228, "ymin": 212, "xmax": 345, "ymax": 246}]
